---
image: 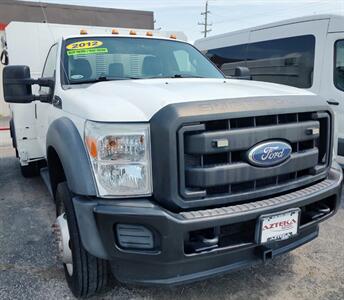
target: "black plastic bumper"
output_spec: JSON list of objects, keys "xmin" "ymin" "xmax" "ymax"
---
[{"xmin": 73, "ymin": 165, "xmax": 342, "ymax": 286}]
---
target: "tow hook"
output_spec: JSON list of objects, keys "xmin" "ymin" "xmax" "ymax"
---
[
  {"xmin": 52, "ymin": 213, "xmax": 73, "ymax": 275},
  {"xmin": 304, "ymin": 203, "xmax": 331, "ymax": 221},
  {"xmin": 187, "ymin": 228, "xmax": 220, "ymax": 253},
  {"xmin": 193, "ymin": 235, "xmax": 219, "ymax": 253}
]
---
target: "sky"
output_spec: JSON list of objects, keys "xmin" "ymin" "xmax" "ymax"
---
[{"xmin": 25, "ymin": 0, "xmax": 344, "ymax": 41}]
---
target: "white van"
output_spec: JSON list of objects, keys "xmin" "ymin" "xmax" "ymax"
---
[{"xmin": 194, "ymin": 14, "xmax": 344, "ymax": 166}]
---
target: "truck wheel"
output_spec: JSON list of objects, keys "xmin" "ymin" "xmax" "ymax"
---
[
  {"xmin": 53, "ymin": 182, "xmax": 108, "ymax": 298},
  {"xmin": 20, "ymin": 162, "xmax": 40, "ymax": 178}
]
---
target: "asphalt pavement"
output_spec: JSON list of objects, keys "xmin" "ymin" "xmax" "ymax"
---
[{"xmin": 0, "ymin": 126, "xmax": 344, "ymax": 300}]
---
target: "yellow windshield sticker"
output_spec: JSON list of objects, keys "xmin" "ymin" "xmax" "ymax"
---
[
  {"xmin": 66, "ymin": 40, "xmax": 103, "ymax": 50},
  {"xmin": 67, "ymin": 48, "xmax": 108, "ymax": 56}
]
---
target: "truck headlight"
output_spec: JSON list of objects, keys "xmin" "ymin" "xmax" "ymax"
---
[{"xmin": 85, "ymin": 121, "xmax": 152, "ymax": 197}]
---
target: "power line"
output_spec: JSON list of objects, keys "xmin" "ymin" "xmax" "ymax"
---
[{"xmin": 198, "ymin": 0, "xmax": 212, "ymax": 38}]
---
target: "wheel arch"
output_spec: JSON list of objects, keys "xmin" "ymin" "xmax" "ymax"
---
[
  {"xmin": 47, "ymin": 146, "xmax": 66, "ymax": 197},
  {"xmin": 46, "ymin": 117, "xmax": 97, "ymax": 197}
]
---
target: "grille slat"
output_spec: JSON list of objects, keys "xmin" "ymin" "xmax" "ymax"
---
[
  {"xmin": 185, "ymin": 120, "xmax": 319, "ymax": 154},
  {"xmin": 180, "ymin": 111, "xmax": 330, "ymax": 202},
  {"xmin": 186, "ymin": 149, "xmax": 318, "ymax": 188}
]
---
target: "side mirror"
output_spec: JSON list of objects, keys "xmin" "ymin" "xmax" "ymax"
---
[
  {"xmin": 3, "ymin": 65, "xmax": 55, "ymax": 103},
  {"xmin": 234, "ymin": 66, "xmax": 251, "ymax": 80},
  {"xmin": 3, "ymin": 65, "xmax": 34, "ymax": 103}
]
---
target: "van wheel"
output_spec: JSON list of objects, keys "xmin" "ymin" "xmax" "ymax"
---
[
  {"xmin": 20, "ymin": 162, "xmax": 40, "ymax": 178},
  {"xmin": 54, "ymin": 182, "xmax": 108, "ymax": 298}
]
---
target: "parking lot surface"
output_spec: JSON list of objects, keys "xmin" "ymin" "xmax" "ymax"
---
[{"xmin": 0, "ymin": 128, "xmax": 344, "ymax": 300}]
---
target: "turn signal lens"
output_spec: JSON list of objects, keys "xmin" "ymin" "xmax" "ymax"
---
[
  {"xmin": 146, "ymin": 31, "xmax": 153, "ymax": 36},
  {"xmin": 80, "ymin": 29, "xmax": 88, "ymax": 35},
  {"xmin": 112, "ymin": 28, "xmax": 119, "ymax": 34},
  {"xmin": 129, "ymin": 30, "xmax": 137, "ymax": 35},
  {"xmin": 170, "ymin": 34, "xmax": 177, "ymax": 39},
  {"xmin": 86, "ymin": 137, "xmax": 98, "ymax": 158}
]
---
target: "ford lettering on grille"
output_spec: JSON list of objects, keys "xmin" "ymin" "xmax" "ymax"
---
[{"xmin": 247, "ymin": 141, "xmax": 292, "ymax": 167}]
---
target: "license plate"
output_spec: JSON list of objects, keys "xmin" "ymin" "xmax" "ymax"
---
[{"xmin": 256, "ymin": 208, "xmax": 300, "ymax": 244}]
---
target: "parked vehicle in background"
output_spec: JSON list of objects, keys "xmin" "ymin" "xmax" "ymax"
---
[
  {"xmin": 194, "ymin": 14, "xmax": 344, "ymax": 167},
  {"xmin": 2, "ymin": 21, "xmax": 343, "ymax": 298}
]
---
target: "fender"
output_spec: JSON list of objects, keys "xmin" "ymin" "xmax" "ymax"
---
[{"xmin": 46, "ymin": 117, "xmax": 97, "ymax": 196}]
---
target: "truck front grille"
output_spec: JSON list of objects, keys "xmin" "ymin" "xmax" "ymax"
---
[{"xmin": 178, "ymin": 111, "xmax": 330, "ymax": 204}]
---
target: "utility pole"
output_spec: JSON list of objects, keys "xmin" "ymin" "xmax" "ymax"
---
[{"xmin": 198, "ymin": 0, "xmax": 212, "ymax": 37}]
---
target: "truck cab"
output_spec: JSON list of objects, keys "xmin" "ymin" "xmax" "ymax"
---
[{"xmin": 2, "ymin": 22, "xmax": 343, "ymax": 298}]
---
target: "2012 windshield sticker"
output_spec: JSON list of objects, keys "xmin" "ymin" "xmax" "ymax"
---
[
  {"xmin": 66, "ymin": 40, "xmax": 103, "ymax": 50},
  {"xmin": 67, "ymin": 48, "xmax": 108, "ymax": 56}
]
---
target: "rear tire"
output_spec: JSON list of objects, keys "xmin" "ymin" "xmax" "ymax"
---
[
  {"xmin": 20, "ymin": 162, "xmax": 40, "ymax": 178},
  {"xmin": 55, "ymin": 182, "xmax": 108, "ymax": 298},
  {"xmin": 9, "ymin": 119, "xmax": 19, "ymax": 158}
]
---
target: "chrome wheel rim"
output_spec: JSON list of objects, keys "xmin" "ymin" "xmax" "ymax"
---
[{"xmin": 53, "ymin": 213, "xmax": 73, "ymax": 276}]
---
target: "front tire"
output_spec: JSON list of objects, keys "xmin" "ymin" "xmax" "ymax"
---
[{"xmin": 54, "ymin": 182, "xmax": 108, "ymax": 298}]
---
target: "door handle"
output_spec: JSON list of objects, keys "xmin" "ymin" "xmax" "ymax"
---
[{"xmin": 327, "ymin": 100, "xmax": 340, "ymax": 106}]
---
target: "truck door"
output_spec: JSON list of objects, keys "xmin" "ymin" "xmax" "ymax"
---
[
  {"xmin": 321, "ymin": 33, "xmax": 344, "ymax": 166},
  {"xmin": 36, "ymin": 43, "xmax": 58, "ymax": 156}
]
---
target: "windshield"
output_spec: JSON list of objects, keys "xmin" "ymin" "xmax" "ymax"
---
[
  {"xmin": 62, "ymin": 37, "xmax": 224, "ymax": 84},
  {"xmin": 334, "ymin": 40, "xmax": 344, "ymax": 92}
]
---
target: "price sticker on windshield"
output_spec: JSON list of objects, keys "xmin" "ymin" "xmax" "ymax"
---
[
  {"xmin": 67, "ymin": 48, "xmax": 108, "ymax": 56},
  {"xmin": 66, "ymin": 40, "xmax": 103, "ymax": 50}
]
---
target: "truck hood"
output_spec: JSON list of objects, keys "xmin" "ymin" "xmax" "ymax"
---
[{"xmin": 61, "ymin": 78, "xmax": 317, "ymax": 122}]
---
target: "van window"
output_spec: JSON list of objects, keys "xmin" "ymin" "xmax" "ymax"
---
[
  {"xmin": 205, "ymin": 44, "xmax": 247, "ymax": 75},
  {"xmin": 334, "ymin": 40, "xmax": 344, "ymax": 92},
  {"xmin": 205, "ymin": 35, "xmax": 315, "ymax": 88}
]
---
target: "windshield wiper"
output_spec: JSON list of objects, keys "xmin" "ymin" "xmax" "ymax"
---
[
  {"xmin": 170, "ymin": 74, "xmax": 205, "ymax": 78},
  {"xmin": 70, "ymin": 75, "xmax": 141, "ymax": 84},
  {"xmin": 70, "ymin": 74, "xmax": 206, "ymax": 84}
]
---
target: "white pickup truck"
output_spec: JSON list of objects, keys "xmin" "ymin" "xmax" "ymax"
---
[{"xmin": 2, "ymin": 22, "xmax": 343, "ymax": 298}]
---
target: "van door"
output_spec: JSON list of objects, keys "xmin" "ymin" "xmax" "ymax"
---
[{"xmin": 321, "ymin": 34, "xmax": 344, "ymax": 166}]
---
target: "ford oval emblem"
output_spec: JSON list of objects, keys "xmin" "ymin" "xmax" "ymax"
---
[{"xmin": 247, "ymin": 141, "xmax": 292, "ymax": 167}]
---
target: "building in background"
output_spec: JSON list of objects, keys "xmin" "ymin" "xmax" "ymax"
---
[{"xmin": 0, "ymin": 0, "xmax": 154, "ymax": 116}]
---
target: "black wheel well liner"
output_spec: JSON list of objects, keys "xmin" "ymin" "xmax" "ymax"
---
[{"xmin": 47, "ymin": 146, "xmax": 66, "ymax": 197}]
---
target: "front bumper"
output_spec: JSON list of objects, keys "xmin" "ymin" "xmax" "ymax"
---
[{"xmin": 73, "ymin": 165, "xmax": 342, "ymax": 286}]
